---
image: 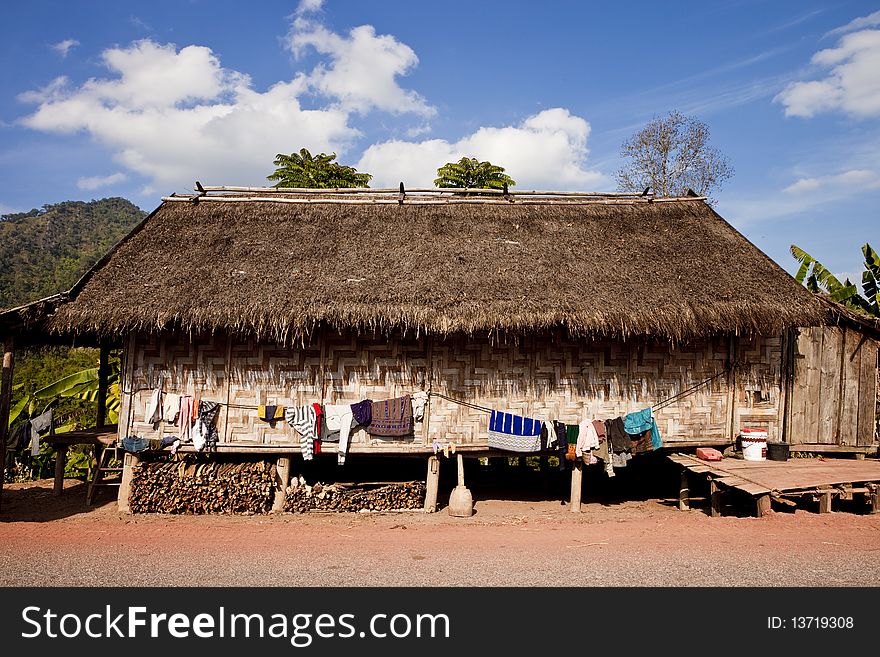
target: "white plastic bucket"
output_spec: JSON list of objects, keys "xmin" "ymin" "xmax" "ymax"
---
[{"xmin": 740, "ymin": 429, "xmax": 768, "ymax": 461}]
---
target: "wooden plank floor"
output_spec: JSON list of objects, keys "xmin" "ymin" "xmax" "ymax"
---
[{"xmin": 669, "ymin": 453, "xmax": 880, "ymax": 493}]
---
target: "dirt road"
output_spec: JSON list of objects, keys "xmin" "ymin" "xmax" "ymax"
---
[{"xmin": 2, "ymin": 478, "xmax": 879, "ymax": 587}]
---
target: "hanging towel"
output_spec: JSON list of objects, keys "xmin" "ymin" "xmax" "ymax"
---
[
  {"xmin": 193, "ymin": 401, "xmax": 220, "ymax": 451},
  {"xmin": 145, "ymin": 388, "xmax": 162, "ymax": 424},
  {"xmin": 411, "ymin": 391, "xmax": 429, "ymax": 422},
  {"xmin": 29, "ymin": 409, "xmax": 53, "ymax": 456},
  {"xmin": 368, "ymin": 395, "xmax": 413, "ymax": 437},
  {"xmin": 623, "ymin": 408, "xmax": 662, "ymax": 450},
  {"xmin": 286, "ymin": 405, "xmax": 317, "ymax": 460},
  {"xmin": 257, "ymin": 404, "xmax": 286, "ymax": 428},
  {"xmin": 576, "ymin": 419, "xmax": 600, "ymax": 458},
  {"xmin": 179, "ymin": 395, "xmax": 194, "ymax": 441},
  {"xmin": 487, "ymin": 410, "xmax": 542, "ymax": 453},
  {"xmin": 350, "ymin": 399, "xmax": 373, "ymax": 426},
  {"xmin": 162, "ymin": 393, "xmax": 181, "ymax": 425},
  {"xmin": 323, "ymin": 404, "xmax": 356, "ymax": 465}
]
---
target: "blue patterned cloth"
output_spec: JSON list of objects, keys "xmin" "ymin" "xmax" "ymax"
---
[{"xmin": 488, "ymin": 410, "xmax": 543, "ymax": 453}]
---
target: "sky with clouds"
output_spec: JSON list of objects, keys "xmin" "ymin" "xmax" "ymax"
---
[{"xmin": 1, "ymin": 0, "xmax": 878, "ymax": 281}]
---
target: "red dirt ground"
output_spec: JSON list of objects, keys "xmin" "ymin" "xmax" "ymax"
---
[{"xmin": 2, "ymin": 477, "xmax": 879, "ymax": 587}]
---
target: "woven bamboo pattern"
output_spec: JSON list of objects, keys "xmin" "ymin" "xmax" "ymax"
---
[{"xmin": 120, "ymin": 330, "xmax": 784, "ymax": 448}]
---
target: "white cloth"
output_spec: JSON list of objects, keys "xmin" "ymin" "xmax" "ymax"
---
[
  {"xmin": 30, "ymin": 409, "xmax": 53, "ymax": 456},
  {"xmin": 576, "ymin": 419, "xmax": 600, "ymax": 458},
  {"xmin": 145, "ymin": 389, "xmax": 162, "ymax": 424},
  {"xmin": 411, "ymin": 391, "xmax": 429, "ymax": 422},
  {"xmin": 323, "ymin": 404, "xmax": 356, "ymax": 465},
  {"xmin": 162, "ymin": 393, "xmax": 181, "ymax": 425}
]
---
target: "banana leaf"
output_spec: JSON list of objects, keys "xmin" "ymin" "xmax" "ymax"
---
[{"xmin": 33, "ymin": 368, "xmax": 99, "ymax": 399}]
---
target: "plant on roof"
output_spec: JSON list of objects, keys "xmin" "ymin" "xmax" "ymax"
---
[
  {"xmin": 267, "ymin": 148, "xmax": 372, "ymax": 188},
  {"xmin": 616, "ymin": 110, "xmax": 733, "ymax": 204},
  {"xmin": 434, "ymin": 157, "xmax": 516, "ymax": 190},
  {"xmin": 790, "ymin": 243, "xmax": 880, "ymax": 317}
]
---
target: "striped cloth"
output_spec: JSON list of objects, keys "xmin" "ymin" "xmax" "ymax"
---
[
  {"xmin": 487, "ymin": 410, "xmax": 543, "ymax": 453},
  {"xmin": 286, "ymin": 404, "xmax": 317, "ymax": 460}
]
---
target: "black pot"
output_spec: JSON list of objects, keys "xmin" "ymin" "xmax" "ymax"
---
[{"xmin": 767, "ymin": 442, "xmax": 789, "ymax": 461}]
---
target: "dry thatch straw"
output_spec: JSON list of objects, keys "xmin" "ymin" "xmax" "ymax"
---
[{"xmin": 45, "ymin": 194, "xmax": 826, "ymax": 342}]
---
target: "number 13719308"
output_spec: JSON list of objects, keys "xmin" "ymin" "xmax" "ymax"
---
[{"xmin": 768, "ymin": 617, "xmax": 853, "ymax": 629}]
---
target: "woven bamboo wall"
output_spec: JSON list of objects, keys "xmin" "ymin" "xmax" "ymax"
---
[{"xmin": 119, "ymin": 330, "xmax": 784, "ymax": 448}]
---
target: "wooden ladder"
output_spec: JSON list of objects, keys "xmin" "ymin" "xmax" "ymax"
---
[{"xmin": 87, "ymin": 444, "xmax": 123, "ymax": 505}]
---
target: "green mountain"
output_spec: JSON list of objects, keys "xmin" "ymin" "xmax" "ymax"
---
[{"xmin": 0, "ymin": 197, "xmax": 146, "ymax": 309}]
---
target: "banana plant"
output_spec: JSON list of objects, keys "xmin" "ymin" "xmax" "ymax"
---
[
  {"xmin": 790, "ymin": 243, "xmax": 879, "ymax": 317},
  {"xmin": 8, "ymin": 361, "xmax": 120, "ymax": 430}
]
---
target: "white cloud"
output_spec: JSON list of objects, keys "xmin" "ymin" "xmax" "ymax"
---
[
  {"xmin": 723, "ymin": 168, "xmax": 880, "ymax": 226},
  {"xmin": 295, "ymin": 0, "xmax": 324, "ymax": 15},
  {"xmin": 287, "ymin": 20, "xmax": 434, "ymax": 117},
  {"xmin": 783, "ymin": 169, "xmax": 880, "ymax": 194},
  {"xmin": 825, "ymin": 10, "xmax": 880, "ymax": 37},
  {"xmin": 776, "ymin": 21, "xmax": 880, "ymax": 118},
  {"xmin": 357, "ymin": 108, "xmax": 607, "ymax": 189},
  {"xmin": 77, "ymin": 172, "xmax": 127, "ymax": 190},
  {"xmin": 51, "ymin": 39, "xmax": 79, "ymax": 58},
  {"xmin": 0, "ymin": 202, "xmax": 18, "ymax": 216},
  {"xmin": 19, "ymin": 19, "xmax": 432, "ymax": 193}
]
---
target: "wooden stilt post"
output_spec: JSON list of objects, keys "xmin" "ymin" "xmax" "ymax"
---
[
  {"xmin": 678, "ymin": 470, "xmax": 689, "ymax": 511},
  {"xmin": 818, "ymin": 488, "xmax": 833, "ymax": 514},
  {"xmin": 117, "ymin": 452, "xmax": 139, "ymax": 514},
  {"xmin": 756, "ymin": 494, "xmax": 771, "ymax": 518},
  {"xmin": 866, "ymin": 483, "xmax": 879, "ymax": 514},
  {"xmin": 424, "ymin": 455, "xmax": 440, "ymax": 512},
  {"xmin": 0, "ymin": 337, "xmax": 15, "ymax": 511},
  {"xmin": 272, "ymin": 456, "xmax": 292, "ymax": 513},
  {"xmin": 53, "ymin": 445, "xmax": 68, "ymax": 496},
  {"xmin": 710, "ymin": 478, "xmax": 721, "ymax": 517},
  {"xmin": 569, "ymin": 460, "xmax": 583, "ymax": 513}
]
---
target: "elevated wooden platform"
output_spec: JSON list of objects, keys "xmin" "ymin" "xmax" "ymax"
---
[
  {"xmin": 46, "ymin": 425, "xmax": 117, "ymax": 496},
  {"xmin": 669, "ymin": 453, "xmax": 880, "ymax": 517}
]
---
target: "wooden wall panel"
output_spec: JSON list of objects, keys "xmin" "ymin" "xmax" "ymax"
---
[
  {"xmin": 839, "ymin": 328, "xmax": 861, "ymax": 446},
  {"xmin": 857, "ymin": 338, "xmax": 878, "ymax": 446}
]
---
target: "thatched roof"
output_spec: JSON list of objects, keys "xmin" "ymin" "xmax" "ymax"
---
[{"xmin": 40, "ymin": 190, "xmax": 826, "ymax": 341}]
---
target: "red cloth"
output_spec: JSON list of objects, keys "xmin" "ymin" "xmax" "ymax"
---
[{"xmin": 312, "ymin": 403, "xmax": 324, "ymax": 435}]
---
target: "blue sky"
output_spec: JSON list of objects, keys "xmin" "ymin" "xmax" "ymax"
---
[{"xmin": 1, "ymin": 0, "xmax": 878, "ymax": 281}]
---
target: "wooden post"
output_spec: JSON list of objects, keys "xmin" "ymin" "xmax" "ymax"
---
[
  {"xmin": 710, "ymin": 478, "xmax": 721, "ymax": 517},
  {"xmin": 756, "ymin": 494, "xmax": 771, "ymax": 518},
  {"xmin": 272, "ymin": 456, "xmax": 292, "ymax": 513},
  {"xmin": 53, "ymin": 445, "xmax": 68, "ymax": 496},
  {"xmin": 424, "ymin": 455, "xmax": 440, "ymax": 512},
  {"xmin": 569, "ymin": 460, "xmax": 583, "ymax": 513},
  {"xmin": 866, "ymin": 483, "xmax": 879, "ymax": 514},
  {"xmin": 818, "ymin": 488, "xmax": 833, "ymax": 514},
  {"xmin": 0, "ymin": 337, "xmax": 14, "ymax": 511},
  {"xmin": 678, "ymin": 470, "xmax": 689, "ymax": 511},
  {"xmin": 96, "ymin": 341, "xmax": 110, "ymax": 428},
  {"xmin": 117, "ymin": 452, "xmax": 139, "ymax": 514}
]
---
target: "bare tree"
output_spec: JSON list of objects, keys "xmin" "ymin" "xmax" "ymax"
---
[{"xmin": 615, "ymin": 111, "xmax": 733, "ymax": 203}]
